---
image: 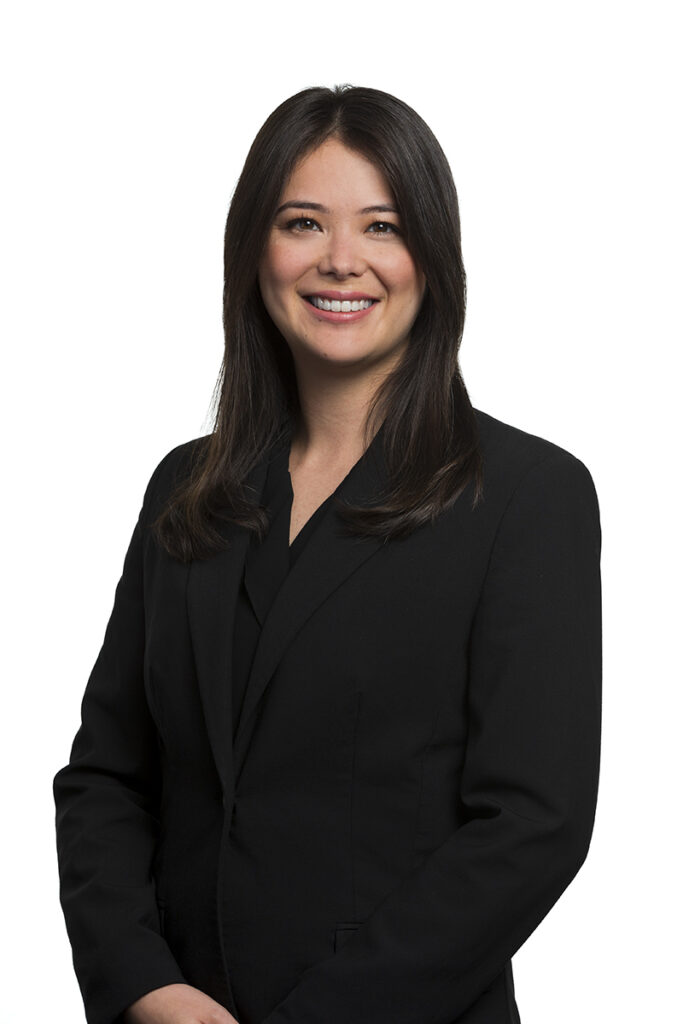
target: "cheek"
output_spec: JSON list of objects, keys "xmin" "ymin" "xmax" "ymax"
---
[
  {"xmin": 259, "ymin": 249, "xmax": 287, "ymax": 309},
  {"xmin": 259, "ymin": 240, "xmax": 309, "ymax": 301},
  {"xmin": 388, "ymin": 252, "xmax": 425, "ymax": 309}
]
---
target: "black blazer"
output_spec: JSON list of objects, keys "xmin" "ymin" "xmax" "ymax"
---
[{"xmin": 53, "ymin": 408, "xmax": 602, "ymax": 1024}]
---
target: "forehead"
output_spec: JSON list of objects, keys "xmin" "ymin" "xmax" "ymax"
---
[{"xmin": 280, "ymin": 138, "xmax": 394, "ymax": 207}]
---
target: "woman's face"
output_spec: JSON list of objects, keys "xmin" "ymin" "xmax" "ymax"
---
[{"xmin": 258, "ymin": 138, "xmax": 426, "ymax": 377}]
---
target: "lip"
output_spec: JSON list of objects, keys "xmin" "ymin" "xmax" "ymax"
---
[
  {"xmin": 303, "ymin": 290, "xmax": 382, "ymax": 325},
  {"xmin": 304, "ymin": 290, "xmax": 379, "ymax": 302},
  {"xmin": 301, "ymin": 293, "xmax": 378, "ymax": 325}
]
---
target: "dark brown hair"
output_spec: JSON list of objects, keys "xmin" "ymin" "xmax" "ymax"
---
[{"xmin": 154, "ymin": 84, "xmax": 483, "ymax": 562}]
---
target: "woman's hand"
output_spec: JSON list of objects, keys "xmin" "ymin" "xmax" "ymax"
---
[{"xmin": 123, "ymin": 983, "xmax": 239, "ymax": 1024}]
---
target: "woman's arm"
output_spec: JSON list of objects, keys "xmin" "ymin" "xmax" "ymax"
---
[
  {"xmin": 53, "ymin": 455, "xmax": 187, "ymax": 1024},
  {"xmin": 259, "ymin": 449, "xmax": 602, "ymax": 1024},
  {"xmin": 123, "ymin": 983, "xmax": 238, "ymax": 1024}
]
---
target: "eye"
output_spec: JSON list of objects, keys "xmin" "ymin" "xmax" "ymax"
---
[
  {"xmin": 367, "ymin": 221, "xmax": 400, "ymax": 235},
  {"xmin": 285, "ymin": 216, "xmax": 322, "ymax": 232}
]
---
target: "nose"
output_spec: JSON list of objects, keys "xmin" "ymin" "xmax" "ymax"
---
[{"xmin": 317, "ymin": 227, "xmax": 366, "ymax": 278}]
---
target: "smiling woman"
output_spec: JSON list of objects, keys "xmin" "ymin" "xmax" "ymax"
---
[
  {"xmin": 53, "ymin": 85, "xmax": 601, "ymax": 1024},
  {"xmin": 258, "ymin": 139, "xmax": 426, "ymax": 379}
]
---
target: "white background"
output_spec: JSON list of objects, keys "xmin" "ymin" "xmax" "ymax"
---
[{"xmin": 2, "ymin": 1, "xmax": 681, "ymax": 1021}]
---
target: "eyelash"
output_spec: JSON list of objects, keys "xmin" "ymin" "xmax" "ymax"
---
[
  {"xmin": 284, "ymin": 216, "xmax": 400, "ymax": 236},
  {"xmin": 368, "ymin": 221, "xmax": 399, "ymax": 235},
  {"xmin": 286, "ymin": 217, "xmax": 321, "ymax": 232}
]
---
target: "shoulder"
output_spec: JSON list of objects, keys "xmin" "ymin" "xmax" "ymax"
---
[
  {"xmin": 473, "ymin": 408, "xmax": 600, "ymax": 527},
  {"xmin": 140, "ymin": 434, "xmax": 210, "ymax": 518},
  {"xmin": 474, "ymin": 407, "xmax": 597, "ymax": 489}
]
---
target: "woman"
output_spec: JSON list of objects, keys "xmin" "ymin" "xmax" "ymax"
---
[{"xmin": 53, "ymin": 85, "xmax": 602, "ymax": 1024}]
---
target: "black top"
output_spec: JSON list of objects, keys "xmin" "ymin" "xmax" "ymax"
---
[
  {"xmin": 231, "ymin": 435, "xmax": 336, "ymax": 739},
  {"xmin": 53, "ymin": 408, "xmax": 602, "ymax": 1024}
]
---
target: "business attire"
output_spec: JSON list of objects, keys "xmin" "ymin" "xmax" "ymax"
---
[
  {"xmin": 231, "ymin": 432, "xmax": 334, "ymax": 740},
  {"xmin": 53, "ymin": 408, "xmax": 602, "ymax": 1024}
]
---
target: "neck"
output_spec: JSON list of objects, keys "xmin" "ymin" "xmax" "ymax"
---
[{"xmin": 289, "ymin": 361, "xmax": 387, "ymax": 469}]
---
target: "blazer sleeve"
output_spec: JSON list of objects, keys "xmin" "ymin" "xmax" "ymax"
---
[
  {"xmin": 53, "ymin": 453, "xmax": 186, "ymax": 1024},
  {"xmin": 261, "ymin": 449, "xmax": 602, "ymax": 1024}
]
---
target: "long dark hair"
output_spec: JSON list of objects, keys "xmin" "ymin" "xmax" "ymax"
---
[{"xmin": 154, "ymin": 85, "xmax": 483, "ymax": 562}]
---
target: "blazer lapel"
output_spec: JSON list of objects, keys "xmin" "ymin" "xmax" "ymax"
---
[
  {"xmin": 186, "ymin": 452, "xmax": 269, "ymax": 798},
  {"xmin": 233, "ymin": 425, "xmax": 390, "ymax": 783}
]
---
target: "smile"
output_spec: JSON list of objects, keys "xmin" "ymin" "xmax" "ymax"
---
[
  {"xmin": 302, "ymin": 293, "xmax": 378, "ymax": 325},
  {"xmin": 307, "ymin": 296, "xmax": 374, "ymax": 312}
]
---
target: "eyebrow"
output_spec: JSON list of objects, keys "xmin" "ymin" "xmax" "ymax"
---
[{"xmin": 274, "ymin": 200, "xmax": 400, "ymax": 216}]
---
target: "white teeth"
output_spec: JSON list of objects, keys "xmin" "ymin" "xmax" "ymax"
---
[{"xmin": 310, "ymin": 296, "xmax": 373, "ymax": 312}]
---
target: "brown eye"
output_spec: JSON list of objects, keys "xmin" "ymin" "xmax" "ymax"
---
[
  {"xmin": 286, "ymin": 217, "xmax": 321, "ymax": 232},
  {"xmin": 367, "ymin": 221, "xmax": 399, "ymax": 235}
]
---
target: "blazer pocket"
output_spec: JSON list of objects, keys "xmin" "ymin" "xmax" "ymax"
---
[{"xmin": 334, "ymin": 921, "xmax": 360, "ymax": 952}]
